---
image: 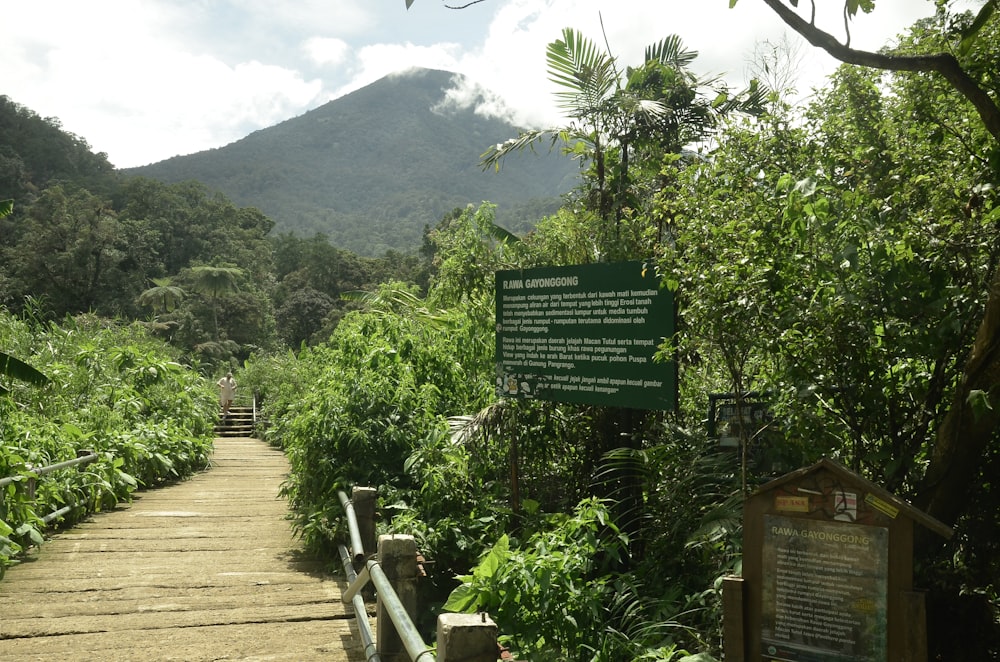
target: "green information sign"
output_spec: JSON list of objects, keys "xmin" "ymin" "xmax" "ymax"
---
[{"xmin": 495, "ymin": 261, "xmax": 675, "ymax": 410}]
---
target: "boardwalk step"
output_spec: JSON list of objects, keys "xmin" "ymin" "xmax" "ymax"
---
[{"xmin": 214, "ymin": 405, "xmax": 256, "ymax": 437}]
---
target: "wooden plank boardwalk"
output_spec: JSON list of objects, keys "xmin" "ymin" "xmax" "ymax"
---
[{"xmin": 0, "ymin": 437, "xmax": 371, "ymax": 662}]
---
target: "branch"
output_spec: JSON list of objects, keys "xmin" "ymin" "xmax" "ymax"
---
[{"xmin": 760, "ymin": 0, "xmax": 1000, "ymax": 143}]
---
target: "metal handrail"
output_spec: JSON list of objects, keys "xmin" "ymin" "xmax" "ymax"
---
[
  {"xmin": 337, "ymin": 490, "xmax": 366, "ymax": 567},
  {"xmin": 353, "ymin": 558, "xmax": 435, "ymax": 662},
  {"xmin": 0, "ymin": 452, "xmax": 99, "ymax": 524},
  {"xmin": 338, "ymin": 545, "xmax": 381, "ymax": 662},
  {"xmin": 337, "ymin": 489, "xmax": 436, "ymax": 662},
  {"xmin": 0, "ymin": 452, "xmax": 98, "ymax": 488}
]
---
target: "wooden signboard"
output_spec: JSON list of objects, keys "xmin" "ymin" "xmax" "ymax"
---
[{"xmin": 729, "ymin": 458, "xmax": 952, "ymax": 662}]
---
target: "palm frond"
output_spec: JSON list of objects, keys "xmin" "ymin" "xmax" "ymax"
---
[
  {"xmin": 485, "ymin": 222, "xmax": 521, "ymax": 244},
  {"xmin": 644, "ymin": 36, "xmax": 698, "ymax": 70},
  {"xmin": 343, "ymin": 286, "xmax": 454, "ymax": 327},
  {"xmin": 711, "ymin": 78, "xmax": 767, "ymax": 117},
  {"xmin": 0, "ymin": 351, "xmax": 49, "ymax": 391},
  {"xmin": 448, "ymin": 400, "xmax": 514, "ymax": 447},
  {"xmin": 547, "ymin": 28, "xmax": 618, "ymax": 114},
  {"xmin": 480, "ymin": 129, "xmax": 560, "ymax": 172},
  {"xmin": 187, "ymin": 265, "xmax": 244, "ymax": 298}
]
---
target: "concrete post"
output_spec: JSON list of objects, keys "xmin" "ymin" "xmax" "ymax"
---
[
  {"xmin": 352, "ymin": 486, "xmax": 377, "ymax": 559},
  {"xmin": 437, "ymin": 613, "xmax": 498, "ymax": 662},
  {"xmin": 377, "ymin": 534, "xmax": 418, "ymax": 662}
]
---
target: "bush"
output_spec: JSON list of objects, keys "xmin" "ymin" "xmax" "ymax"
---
[{"xmin": 0, "ymin": 312, "xmax": 215, "ymax": 577}]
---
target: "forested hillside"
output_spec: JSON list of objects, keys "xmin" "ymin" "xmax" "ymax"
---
[
  {"xmin": 126, "ymin": 68, "xmax": 578, "ymax": 255},
  {"xmin": 0, "ymin": 95, "xmax": 115, "ymax": 199},
  {"xmin": 0, "ymin": 95, "xmax": 432, "ymax": 368}
]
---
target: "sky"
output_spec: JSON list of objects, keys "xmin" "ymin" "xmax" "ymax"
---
[{"xmin": 4, "ymin": 0, "xmax": 959, "ymax": 169}]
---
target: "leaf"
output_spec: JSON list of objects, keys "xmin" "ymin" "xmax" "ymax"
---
[
  {"xmin": 546, "ymin": 28, "xmax": 617, "ymax": 113},
  {"xmin": 846, "ymin": 0, "xmax": 875, "ymax": 17},
  {"xmin": 117, "ymin": 470, "xmax": 138, "ymax": 488},
  {"xmin": 792, "ymin": 176, "xmax": 817, "ymax": 197},
  {"xmin": 442, "ymin": 583, "xmax": 478, "ymax": 612},
  {"xmin": 958, "ymin": 1, "xmax": 997, "ymax": 56},
  {"xmin": 643, "ymin": 35, "xmax": 697, "ymax": 69},
  {"xmin": 967, "ymin": 389, "xmax": 993, "ymax": 420},
  {"xmin": 474, "ymin": 534, "xmax": 509, "ymax": 579},
  {"xmin": 484, "ymin": 222, "xmax": 520, "ymax": 244},
  {"xmin": 0, "ymin": 352, "xmax": 49, "ymax": 387},
  {"xmin": 0, "ymin": 199, "xmax": 12, "ymax": 218},
  {"xmin": 15, "ymin": 523, "xmax": 44, "ymax": 547}
]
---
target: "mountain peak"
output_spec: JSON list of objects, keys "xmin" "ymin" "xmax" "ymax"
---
[{"xmin": 126, "ymin": 69, "xmax": 575, "ymax": 255}]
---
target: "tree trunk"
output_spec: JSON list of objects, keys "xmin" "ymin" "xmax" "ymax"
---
[{"xmin": 916, "ymin": 265, "xmax": 1000, "ymax": 551}]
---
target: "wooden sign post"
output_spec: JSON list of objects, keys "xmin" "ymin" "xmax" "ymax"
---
[{"xmin": 726, "ymin": 458, "xmax": 952, "ymax": 662}]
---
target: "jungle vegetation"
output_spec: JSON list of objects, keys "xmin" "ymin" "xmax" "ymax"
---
[
  {"xmin": 3, "ymin": 2, "xmax": 1000, "ymax": 659},
  {"xmin": 244, "ymin": 5, "xmax": 1000, "ymax": 660}
]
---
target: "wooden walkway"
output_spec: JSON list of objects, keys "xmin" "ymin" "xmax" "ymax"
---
[{"xmin": 0, "ymin": 437, "xmax": 371, "ymax": 661}]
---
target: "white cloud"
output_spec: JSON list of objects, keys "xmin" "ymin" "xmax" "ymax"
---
[
  {"xmin": 2, "ymin": 0, "xmax": 957, "ymax": 168},
  {"xmin": 428, "ymin": 0, "xmax": 946, "ymax": 131},
  {"xmin": 303, "ymin": 37, "xmax": 352, "ymax": 67},
  {"xmin": 225, "ymin": 0, "xmax": 375, "ymax": 36},
  {"xmin": 336, "ymin": 41, "xmax": 465, "ymax": 98}
]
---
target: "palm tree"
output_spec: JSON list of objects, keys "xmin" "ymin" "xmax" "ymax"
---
[
  {"xmin": 137, "ymin": 277, "xmax": 186, "ymax": 316},
  {"xmin": 187, "ymin": 265, "xmax": 244, "ymax": 341},
  {"xmin": 482, "ymin": 28, "xmax": 762, "ymax": 233}
]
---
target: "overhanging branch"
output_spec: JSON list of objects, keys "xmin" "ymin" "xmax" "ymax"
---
[{"xmin": 760, "ymin": 0, "xmax": 1000, "ymax": 143}]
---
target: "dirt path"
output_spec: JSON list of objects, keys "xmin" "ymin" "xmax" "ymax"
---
[{"xmin": 0, "ymin": 437, "xmax": 371, "ymax": 662}]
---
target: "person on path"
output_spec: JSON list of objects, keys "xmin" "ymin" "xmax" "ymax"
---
[{"xmin": 217, "ymin": 372, "xmax": 237, "ymax": 419}]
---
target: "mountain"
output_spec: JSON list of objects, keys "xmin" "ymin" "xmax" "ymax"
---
[{"xmin": 124, "ymin": 68, "xmax": 578, "ymax": 256}]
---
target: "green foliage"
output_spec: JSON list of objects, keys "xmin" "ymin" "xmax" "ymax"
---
[
  {"xmin": 0, "ymin": 311, "xmax": 214, "ymax": 577},
  {"xmin": 0, "ymin": 96, "xmax": 114, "ymax": 198},
  {"xmin": 659, "ymin": 40, "xmax": 1000, "ymax": 488},
  {"xmin": 268, "ymin": 232, "xmax": 422, "ymax": 346},
  {"xmin": 445, "ymin": 498, "xmax": 693, "ymax": 661},
  {"xmin": 259, "ymin": 278, "xmax": 494, "ymax": 555},
  {"xmin": 138, "ymin": 277, "xmax": 186, "ymax": 315},
  {"xmin": 3, "ymin": 185, "xmax": 138, "ymax": 316},
  {"xmin": 425, "ymin": 203, "xmax": 517, "ymax": 307}
]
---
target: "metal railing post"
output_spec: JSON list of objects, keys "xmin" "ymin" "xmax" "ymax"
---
[
  {"xmin": 377, "ymin": 534, "xmax": 420, "ymax": 662},
  {"xmin": 338, "ymin": 545, "xmax": 381, "ymax": 662}
]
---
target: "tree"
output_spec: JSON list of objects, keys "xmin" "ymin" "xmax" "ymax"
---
[
  {"xmin": 186, "ymin": 265, "xmax": 244, "ymax": 341},
  {"xmin": 274, "ymin": 287, "xmax": 335, "ymax": 347},
  {"xmin": 481, "ymin": 29, "xmax": 736, "ymax": 235},
  {"xmin": 738, "ymin": 0, "xmax": 1000, "ymax": 547},
  {"xmin": 137, "ymin": 277, "xmax": 186, "ymax": 316},
  {"xmin": 3, "ymin": 185, "xmax": 131, "ymax": 316},
  {"xmin": 742, "ymin": 0, "xmax": 1000, "ymax": 142}
]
